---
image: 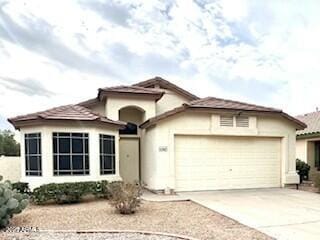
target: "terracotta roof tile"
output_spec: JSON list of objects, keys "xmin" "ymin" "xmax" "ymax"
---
[
  {"xmin": 133, "ymin": 76, "xmax": 199, "ymax": 100},
  {"xmin": 187, "ymin": 97, "xmax": 281, "ymax": 112},
  {"xmin": 140, "ymin": 97, "xmax": 306, "ymax": 129},
  {"xmin": 8, "ymin": 105, "xmax": 125, "ymax": 129},
  {"xmin": 296, "ymin": 111, "xmax": 320, "ymax": 136},
  {"xmin": 99, "ymin": 85, "xmax": 164, "ymax": 95}
]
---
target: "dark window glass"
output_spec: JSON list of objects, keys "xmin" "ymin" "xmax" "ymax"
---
[
  {"xmin": 29, "ymin": 156, "xmax": 39, "ymax": 170},
  {"xmin": 72, "ymin": 138, "xmax": 83, "ymax": 153},
  {"xmin": 103, "ymin": 139, "xmax": 112, "ymax": 154},
  {"xmin": 315, "ymin": 141, "xmax": 320, "ymax": 169},
  {"xmin": 53, "ymin": 155, "xmax": 58, "ymax": 170},
  {"xmin": 100, "ymin": 134, "xmax": 115, "ymax": 175},
  {"xmin": 72, "ymin": 155, "xmax": 83, "ymax": 170},
  {"xmin": 85, "ymin": 155, "xmax": 89, "ymax": 169},
  {"xmin": 59, "ymin": 138, "xmax": 70, "ymax": 153},
  {"xmin": 28, "ymin": 138, "xmax": 38, "ymax": 154},
  {"xmin": 53, "ymin": 138, "xmax": 57, "ymax": 153},
  {"xmin": 59, "ymin": 155, "xmax": 71, "ymax": 170},
  {"xmin": 119, "ymin": 122, "xmax": 137, "ymax": 135},
  {"xmin": 53, "ymin": 132, "xmax": 89, "ymax": 176},
  {"xmin": 25, "ymin": 133, "xmax": 42, "ymax": 176},
  {"xmin": 104, "ymin": 156, "xmax": 113, "ymax": 169},
  {"xmin": 72, "ymin": 133, "xmax": 83, "ymax": 138}
]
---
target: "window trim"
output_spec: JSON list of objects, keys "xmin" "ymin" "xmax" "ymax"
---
[
  {"xmin": 99, "ymin": 134, "xmax": 116, "ymax": 175},
  {"xmin": 53, "ymin": 132, "xmax": 89, "ymax": 176},
  {"xmin": 25, "ymin": 133, "xmax": 42, "ymax": 176}
]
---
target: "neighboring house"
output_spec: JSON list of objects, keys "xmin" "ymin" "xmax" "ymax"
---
[
  {"xmin": 9, "ymin": 77, "xmax": 306, "ymax": 191},
  {"xmin": 296, "ymin": 111, "xmax": 320, "ymax": 180}
]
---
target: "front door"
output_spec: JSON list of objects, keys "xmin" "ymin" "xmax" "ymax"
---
[{"xmin": 119, "ymin": 138, "xmax": 140, "ymax": 182}]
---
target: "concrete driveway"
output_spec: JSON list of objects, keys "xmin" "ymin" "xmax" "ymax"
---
[{"xmin": 179, "ymin": 188, "xmax": 320, "ymax": 240}]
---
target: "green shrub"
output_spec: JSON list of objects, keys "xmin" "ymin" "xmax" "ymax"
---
[
  {"xmin": 296, "ymin": 159, "xmax": 311, "ymax": 183},
  {"xmin": 94, "ymin": 180, "xmax": 110, "ymax": 199},
  {"xmin": 12, "ymin": 182, "xmax": 30, "ymax": 195},
  {"xmin": 107, "ymin": 181, "xmax": 143, "ymax": 215},
  {"xmin": 0, "ymin": 175, "xmax": 29, "ymax": 228},
  {"xmin": 32, "ymin": 181, "xmax": 109, "ymax": 204}
]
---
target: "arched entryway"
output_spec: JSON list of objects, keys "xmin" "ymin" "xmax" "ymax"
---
[{"xmin": 118, "ymin": 106, "xmax": 145, "ymax": 183}]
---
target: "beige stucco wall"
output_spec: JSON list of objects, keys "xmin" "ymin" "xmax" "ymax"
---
[
  {"xmin": 296, "ymin": 139, "xmax": 307, "ymax": 162},
  {"xmin": 119, "ymin": 107, "xmax": 144, "ymax": 124},
  {"xmin": 141, "ymin": 112, "xmax": 299, "ymax": 191},
  {"xmin": 155, "ymin": 89, "xmax": 190, "ymax": 114},
  {"xmin": 0, "ymin": 156, "xmax": 20, "ymax": 182},
  {"xmin": 106, "ymin": 96, "xmax": 156, "ymax": 121},
  {"xmin": 20, "ymin": 122, "xmax": 121, "ymax": 189},
  {"xmin": 141, "ymin": 127, "xmax": 157, "ymax": 187},
  {"xmin": 89, "ymin": 101, "xmax": 106, "ymax": 116}
]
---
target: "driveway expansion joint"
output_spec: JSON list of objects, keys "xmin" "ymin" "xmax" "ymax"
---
[{"xmin": 258, "ymin": 219, "xmax": 320, "ymax": 229}]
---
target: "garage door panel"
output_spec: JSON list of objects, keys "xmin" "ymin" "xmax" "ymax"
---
[{"xmin": 175, "ymin": 135, "xmax": 281, "ymax": 191}]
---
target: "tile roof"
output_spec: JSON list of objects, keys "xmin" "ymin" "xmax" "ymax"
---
[
  {"xmin": 8, "ymin": 105, "xmax": 125, "ymax": 129},
  {"xmin": 186, "ymin": 97, "xmax": 281, "ymax": 112},
  {"xmin": 133, "ymin": 76, "xmax": 199, "ymax": 100},
  {"xmin": 99, "ymin": 85, "xmax": 164, "ymax": 95},
  {"xmin": 296, "ymin": 111, "xmax": 320, "ymax": 136},
  {"xmin": 140, "ymin": 97, "xmax": 306, "ymax": 129}
]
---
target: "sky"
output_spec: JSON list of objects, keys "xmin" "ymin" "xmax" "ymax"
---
[{"xmin": 0, "ymin": 0, "xmax": 319, "ymax": 130}]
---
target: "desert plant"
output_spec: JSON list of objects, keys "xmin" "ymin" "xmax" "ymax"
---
[
  {"xmin": 0, "ymin": 175, "xmax": 29, "ymax": 228},
  {"xmin": 107, "ymin": 181, "xmax": 143, "ymax": 214},
  {"xmin": 12, "ymin": 182, "xmax": 30, "ymax": 195},
  {"xmin": 296, "ymin": 159, "xmax": 311, "ymax": 183},
  {"xmin": 32, "ymin": 181, "xmax": 110, "ymax": 204},
  {"xmin": 94, "ymin": 180, "xmax": 110, "ymax": 199}
]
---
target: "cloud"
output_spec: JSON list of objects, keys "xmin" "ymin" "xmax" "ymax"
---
[
  {"xmin": 0, "ymin": 76, "xmax": 55, "ymax": 97},
  {"xmin": 213, "ymin": 76, "xmax": 283, "ymax": 102},
  {"xmin": 105, "ymin": 42, "xmax": 198, "ymax": 78},
  {"xmin": 80, "ymin": 0, "xmax": 133, "ymax": 27},
  {"xmin": 0, "ymin": 114, "xmax": 12, "ymax": 130},
  {"xmin": 0, "ymin": 5, "xmax": 120, "ymax": 78},
  {"xmin": 0, "ymin": 0, "xmax": 320, "ymax": 130}
]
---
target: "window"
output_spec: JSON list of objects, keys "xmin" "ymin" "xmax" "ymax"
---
[
  {"xmin": 100, "ymin": 134, "xmax": 115, "ymax": 174},
  {"xmin": 315, "ymin": 141, "xmax": 320, "ymax": 169},
  {"xmin": 220, "ymin": 116, "xmax": 233, "ymax": 127},
  {"xmin": 236, "ymin": 116, "xmax": 249, "ymax": 127},
  {"xmin": 53, "ymin": 133, "xmax": 89, "ymax": 175},
  {"xmin": 119, "ymin": 122, "xmax": 137, "ymax": 135},
  {"xmin": 25, "ymin": 133, "xmax": 42, "ymax": 176}
]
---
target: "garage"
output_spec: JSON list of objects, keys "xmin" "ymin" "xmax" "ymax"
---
[{"xmin": 175, "ymin": 135, "xmax": 281, "ymax": 191}]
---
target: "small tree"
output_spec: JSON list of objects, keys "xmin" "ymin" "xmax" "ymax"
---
[
  {"xmin": 296, "ymin": 159, "xmax": 311, "ymax": 183},
  {"xmin": 0, "ymin": 130, "xmax": 20, "ymax": 156}
]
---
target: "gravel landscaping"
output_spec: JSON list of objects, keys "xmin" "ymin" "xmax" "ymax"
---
[
  {"xmin": 1, "ymin": 232, "xmax": 190, "ymax": 240},
  {"xmin": 0, "ymin": 200, "xmax": 272, "ymax": 240}
]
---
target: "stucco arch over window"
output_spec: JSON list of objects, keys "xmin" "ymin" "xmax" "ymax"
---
[{"xmin": 106, "ymin": 97, "xmax": 156, "ymax": 121}]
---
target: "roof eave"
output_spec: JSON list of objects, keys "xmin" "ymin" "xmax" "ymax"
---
[
  {"xmin": 98, "ymin": 90, "xmax": 164, "ymax": 101},
  {"xmin": 140, "ymin": 105, "xmax": 306, "ymax": 130},
  {"xmin": 8, "ymin": 118, "xmax": 126, "ymax": 130}
]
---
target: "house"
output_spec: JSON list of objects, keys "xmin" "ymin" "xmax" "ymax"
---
[
  {"xmin": 9, "ymin": 77, "xmax": 306, "ymax": 191},
  {"xmin": 296, "ymin": 111, "xmax": 320, "ymax": 180}
]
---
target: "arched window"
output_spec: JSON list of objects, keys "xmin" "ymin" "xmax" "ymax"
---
[{"xmin": 119, "ymin": 122, "xmax": 138, "ymax": 135}]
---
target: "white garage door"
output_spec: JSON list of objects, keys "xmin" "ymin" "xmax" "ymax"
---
[{"xmin": 175, "ymin": 135, "xmax": 281, "ymax": 191}]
